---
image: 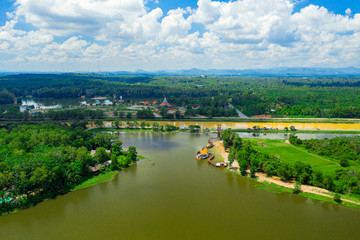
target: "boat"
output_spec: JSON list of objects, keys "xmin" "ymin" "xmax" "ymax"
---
[
  {"xmin": 215, "ymin": 162, "xmax": 227, "ymax": 168},
  {"xmin": 196, "ymin": 147, "xmax": 210, "ymax": 160}
]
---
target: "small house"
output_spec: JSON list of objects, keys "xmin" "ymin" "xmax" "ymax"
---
[
  {"xmin": 192, "ymin": 105, "xmax": 203, "ymax": 110},
  {"xmin": 89, "ymin": 163, "xmax": 101, "ymax": 175},
  {"xmin": 104, "ymin": 100, "xmax": 113, "ymax": 105}
]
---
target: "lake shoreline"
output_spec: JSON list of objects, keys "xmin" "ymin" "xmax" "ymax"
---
[
  {"xmin": 89, "ymin": 125, "xmax": 360, "ymax": 135},
  {"xmin": 213, "ymin": 141, "xmax": 360, "ymax": 209}
]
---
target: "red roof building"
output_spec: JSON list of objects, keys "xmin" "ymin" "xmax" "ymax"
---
[{"xmin": 141, "ymin": 101, "xmax": 151, "ymax": 105}]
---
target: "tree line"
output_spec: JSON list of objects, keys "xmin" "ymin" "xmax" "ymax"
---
[{"xmin": 1, "ymin": 73, "xmax": 360, "ymax": 118}]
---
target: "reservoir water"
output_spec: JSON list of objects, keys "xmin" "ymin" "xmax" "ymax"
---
[{"xmin": 0, "ymin": 132, "xmax": 359, "ymax": 239}]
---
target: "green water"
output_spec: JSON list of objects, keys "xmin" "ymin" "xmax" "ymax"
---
[{"xmin": 1, "ymin": 132, "xmax": 359, "ymax": 240}]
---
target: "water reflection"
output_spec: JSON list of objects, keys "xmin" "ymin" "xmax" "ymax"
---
[{"xmin": 118, "ymin": 132, "xmax": 180, "ymax": 150}]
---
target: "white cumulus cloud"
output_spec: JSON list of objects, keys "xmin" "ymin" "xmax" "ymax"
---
[{"xmin": 0, "ymin": 0, "xmax": 359, "ymax": 71}]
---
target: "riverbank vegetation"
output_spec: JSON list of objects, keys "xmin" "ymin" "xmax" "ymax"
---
[
  {"xmin": 221, "ymin": 130, "xmax": 360, "ymax": 206},
  {"xmin": 72, "ymin": 171, "xmax": 119, "ymax": 191},
  {"xmin": 0, "ymin": 124, "xmax": 138, "ymax": 215}
]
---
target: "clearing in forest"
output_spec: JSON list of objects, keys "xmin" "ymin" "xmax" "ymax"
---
[{"xmin": 250, "ymin": 139, "xmax": 360, "ymax": 176}]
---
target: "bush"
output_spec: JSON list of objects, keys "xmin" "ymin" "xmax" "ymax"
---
[
  {"xmin": 136, "ymin": 109, "xmax": 155, "ymax": 119},
  {"xmin": 340, "ymin": 159, "xmax": 350, "ymax": 167},
  {"xmin": 293, "ymin": 181, "xmax": 301, "ymax": 194},
  {"xmin": 334, "ymin": 193, "xmax": 341, "ymax": 203},
  {"xmin": 289, "ymin": 135, "xmax": 302, "ymax": 145}
]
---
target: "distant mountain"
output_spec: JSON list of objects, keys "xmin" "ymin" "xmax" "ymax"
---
[
  {"xmin": 1, "ymin": 67, "xmax": 360, "ymax": 77},
  {"xmin": 109, "ymin": 67, "xmax": 360, "ymax": 76},
  {"xmin": 150, "ymin": 67, "xmax": 360, "ymax": 76}
]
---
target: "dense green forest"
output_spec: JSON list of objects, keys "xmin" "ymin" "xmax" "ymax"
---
[
  {"xmin": 0, "ymin": 124, "xmax": 137, "ymax": 215},
  {"xmin": 1, "ymin": 73, "xmax": 360, "ymax": 118},
  {"xmin": 223, "ymin": 130, "xmax": 360, "ymax": 198}
]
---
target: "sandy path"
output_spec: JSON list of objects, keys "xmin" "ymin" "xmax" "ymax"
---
[{"xmin": 214, "ymin": 140, "xmax": 360, "ymax": 206}]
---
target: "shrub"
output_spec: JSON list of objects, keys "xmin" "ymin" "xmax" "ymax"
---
[
  {"xmin": 293, "ymin": 182, "xmax": 301, "ymax": 194},
  {"xmin": 340, "ymin": 159, "xmax": 350, "ymax": 167},
  {"xmin": 334, "ymin": 193, "xmax": 341, "ymax": 203}
]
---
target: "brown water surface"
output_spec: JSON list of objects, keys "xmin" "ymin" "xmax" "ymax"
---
[
  {"xmin": 103, "ymin": 121, "xmax": 360, "ymax": 130},
  {"xmin": 0, "ymin": 132, "xmax": 359, "ymax": 240}
]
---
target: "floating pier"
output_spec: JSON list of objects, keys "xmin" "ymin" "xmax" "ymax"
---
[{"xmin": 196, "ymin": 137, "xmax": 227, "ymax": 168}]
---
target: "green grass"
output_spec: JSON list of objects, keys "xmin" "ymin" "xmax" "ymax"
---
[
  {"xmin": 299, "ymin": 192, "xmax": 360, "ymax": 210},
  {"xmin": 249, "ymin": 139, "xmax": 360, "ymax": 176},
  {"xmin": 255, "ymin": 183, "xmax": 288, "ymax": 194},
  {"xmin": 253, "ymin": 180, "xmax": 360, "ymax": 209},
  {"xmin": 209, "ymin": 146, "xmax": 225, "ymax": 162},
  {"xmin": 72, "ymin": 171, "xmax": 118, "ymax": 191}
]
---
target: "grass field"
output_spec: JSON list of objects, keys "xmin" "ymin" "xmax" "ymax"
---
[
  {"xmin": 254, "ymin": 182, "xmax": 360, "ymax": 209},
  {"xmin": 209, "ymin": 146, "xmax": 225, "ymax": 163},
  {"xmin": 249, "ymin": 139, "xmax": 360, "ymax": 176},
  {"xmin": 72, "ymin": 171, "xmax": 119, "ymax": 191}
]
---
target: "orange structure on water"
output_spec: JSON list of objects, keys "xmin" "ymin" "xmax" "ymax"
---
[{"xmin": 196, "ymin": 137, "xmax": 227, "ymax": 168}]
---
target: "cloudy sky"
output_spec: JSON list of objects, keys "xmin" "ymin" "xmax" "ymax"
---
[{"xmin": 0, "ymin": 0, "xmax": 359, "ymax": 72}]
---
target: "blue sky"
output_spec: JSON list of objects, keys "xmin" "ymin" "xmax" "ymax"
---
[{"xmin": 0, "ymin": 0, "xmax": 360, "ymax": 71}]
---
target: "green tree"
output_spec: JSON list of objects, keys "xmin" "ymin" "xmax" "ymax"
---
[
  {"xmin": 232, "ymin": 137, "xmax": 243, "ymax": 151},
  {"xmin": 250, "ymin": 165, "xmax": 256, "ymax": 178},
  {"xmin": 277, "ymin": 163, "xmax": 292, "ymax": 181},
  {"xmin": 95, "ymin": 119, "xmax": 103, "ymax": 127},
  {"xmin": 293, "ymin": 181, "xmax": 302, "ymax": 194},
  {"xmin": 152, "ymin": 122, "xmax": 160, "ymax": 131},
  {"xmin": 112, "ymin": 120, "xmax": 120, "ymax": 129},
  {"xmin": 312, "ymin": 171, "xmax": 324, "ymax": 188},
  {"xmin": 189, "ymin": 125, "xmax": 200, "ymax": 132},
  {"xmin": 111, "ymin": 140, "xmax": 123, "ymax": 156},
  {"xmin": 323, "ymin": 175, "xmax": 335, "ymax": 191},
  {"xmin": 175, "ymin": 110, "xmax": 181, "ymax": 119},
  {"xmin": 110, "ymin": 154, "xmax": 119, "ymax": 170},
  {"xmin": 239, "ymin": 159, "xmax": 248, "ymax": 176},
  {"xmin": 137, "ymin": 109, "xmax": 155, "ymax": 119},
  {"xmin": 228, "ymin": 152, "xmax": 235, "ymax": 166},
  {"xmin": 127, "ymin": 146, "xmax": 137, "ymax": 162},
  {"xmin": 95, "ymin": 147, "xmax": 109, "ymax": 163}
]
